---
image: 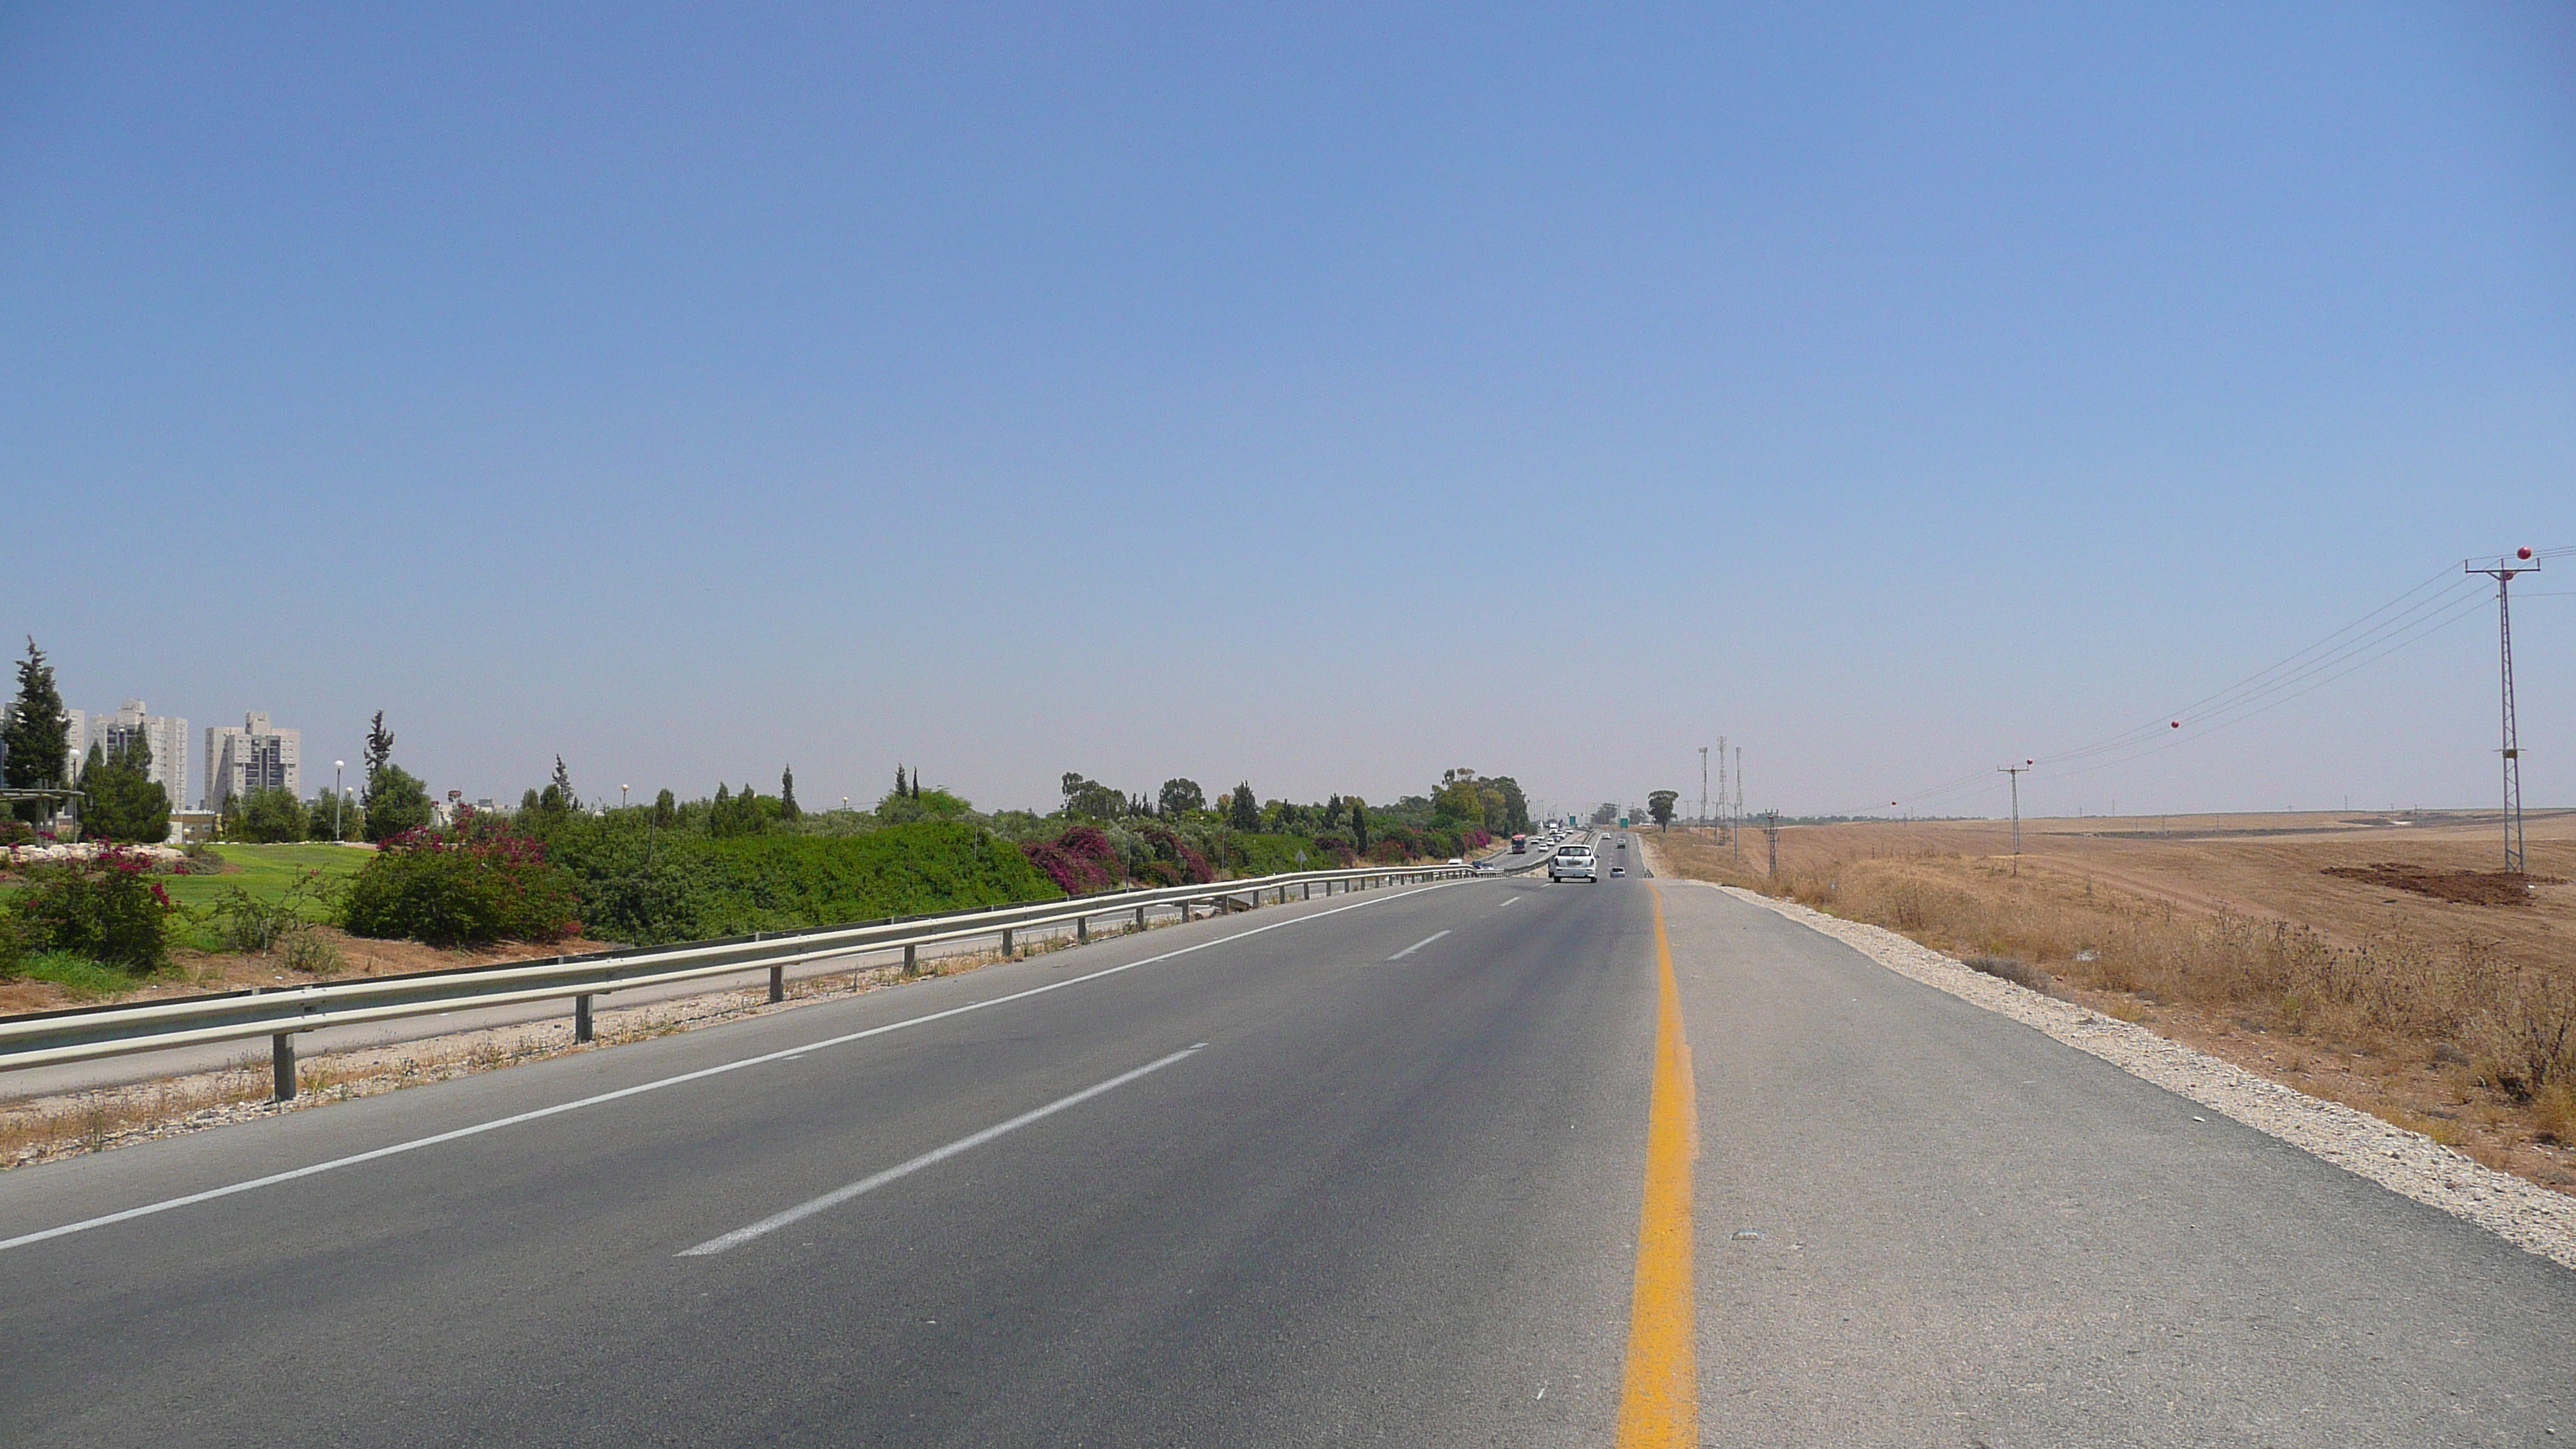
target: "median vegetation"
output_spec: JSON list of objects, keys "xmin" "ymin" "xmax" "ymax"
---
[{"xmin": 2, "ymin": 745, "xmax": 1534, "ymax": 1002}]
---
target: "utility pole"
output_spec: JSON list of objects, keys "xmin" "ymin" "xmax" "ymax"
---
[
  {"xmin": 1998, "ymin": 760, "xmax": 2032, "ymax": 874},
  {"xmin": 1717, "ymin": 735, "xmax": 1728, "ymax": 841},
  {"xmin": 1698, "ymin": 746, "xmax": 1710, "ymax": 833},
  {"xmin": 1763, "ymin": 810, "xmax": 1780, "ymax": 876},
  {"xmin": 1733, "ymin": 747, "xmax": 1744, "ymax": 863},
  {"xmin": 2467, "ymin": 550, "xmax": 2538, "ymax": 871}
]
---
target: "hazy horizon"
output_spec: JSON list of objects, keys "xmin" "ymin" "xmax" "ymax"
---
[{"xmin": 6, "ymin": 4, "xmax": 2569, "ymax": 822}]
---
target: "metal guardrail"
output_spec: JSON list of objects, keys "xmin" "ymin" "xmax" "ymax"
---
[{"xmin": 0, "ymin": 863, "xmax": 1474, "ymax": 1098}]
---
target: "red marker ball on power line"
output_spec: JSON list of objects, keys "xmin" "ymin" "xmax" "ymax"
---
[
  {"xmin": 2519, "ymin": 546, "xmax": 2535, "ymax": 560},
  {"xmin": 2171, "ymin": 720, "xmax": 2180, "ymax": 728}
]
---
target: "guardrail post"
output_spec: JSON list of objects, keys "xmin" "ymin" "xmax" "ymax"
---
[
  {"xmin": 1077, "ymin": 915, "xmax": 1089, "ymax": 944},
  {"xmin": 769, "ymin": 964, "xmax": 786, "ymax": 1003},
  {"xmin": 1002, "ymin": 927, "xmax": 1015, "ymax": 957},
  {"xmin": 574, "ymin": 994, "xmax": 594, "ymax": 1042},
  {"xmin": 903, "ymin": 943, "xmax": 918, "ymax": 977},
  {"xmin": 1136, "ymin": 904, "xmax": 1148, "ymax": 931},
  {"xmin": 271, "ymin": 1033, "xmax": 296, "ymax": 1101}
]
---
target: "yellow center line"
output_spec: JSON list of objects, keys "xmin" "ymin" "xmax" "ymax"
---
[{"xmin": 1616, "ymin": 884, "xmax": 1698, "ymax": 1448}]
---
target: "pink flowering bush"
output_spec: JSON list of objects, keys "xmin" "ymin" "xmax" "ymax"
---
[
  {"xmin": 343, "ymin": 808, "xmax": 581, "ymax": 947},
  {"xmin": 1020, "ymin": 826, "xmax": 1123, "ymax": 896},
  {"xmin": 1139, "ymin": 827, "xmax": 1215, "ymax": 885},
  {"xmin": 12, "ymin": 844, "xmax": 175, "ymax": 971}
]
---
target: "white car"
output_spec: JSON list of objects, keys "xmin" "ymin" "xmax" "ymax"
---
[{"xmin": 1550, "ymin": 845, "xmax": 1598, "ymax": 883}]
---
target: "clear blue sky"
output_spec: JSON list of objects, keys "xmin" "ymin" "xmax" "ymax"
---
[{"xmin": 5, "ymin": 3, "xmax": 2570, "ymax": 820}]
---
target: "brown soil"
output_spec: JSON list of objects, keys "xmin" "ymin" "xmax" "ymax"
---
[{"xmin": 2320, "ymin": 863, "xmax": 2566, "ymax": 907}]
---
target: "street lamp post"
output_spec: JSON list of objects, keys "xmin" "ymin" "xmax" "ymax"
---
[
  {"xmin": 621, "ymin": 783, "xmax": 630, "ymax": 810},
  {"xmin": 333, "ymin": 761, "xmax": 344, "ymax": 840}
]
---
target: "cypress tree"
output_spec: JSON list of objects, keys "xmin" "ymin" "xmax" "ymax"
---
[
  {"xmin": 779, "ymin": 766, "xmax": 800, "ymax": 820},
  {"xmin": 1349, "ymin": 796, "xmax": 1369, "ymax": 854},
  {"xmin": 2, "ymin": 638, "xmax": 70, "ymax": 824},
  {"xmin": 358, "ymin": 711, "xmax": 431, "ymax": 841}
]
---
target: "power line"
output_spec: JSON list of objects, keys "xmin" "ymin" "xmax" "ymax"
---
[{"xmin": 1849, "ymin": 543, "xmax": 2569, "ymax": 818}]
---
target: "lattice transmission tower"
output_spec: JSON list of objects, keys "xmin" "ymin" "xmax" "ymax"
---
[{"xmin": 2466, "ymin": 549, "xmax": 2538, "ymax": 872}]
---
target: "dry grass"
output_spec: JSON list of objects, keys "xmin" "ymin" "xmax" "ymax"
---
[{"xmin": 1644, "ymin": 814, "xmax": 2576, "ymax": 1195}]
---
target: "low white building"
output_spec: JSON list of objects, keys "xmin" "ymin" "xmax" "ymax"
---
[{"xmin": 204, "ymin": 712, "xmax": 301, "ymax": 812}]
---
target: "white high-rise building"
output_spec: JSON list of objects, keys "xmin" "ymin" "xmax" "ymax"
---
[
  {"xmin": 69, "ymin": 701, "xmax": 190, "ymax": 810},
  {"xmin": 203, "ymin": 712, "xmax": 301, "ymax": 811}
]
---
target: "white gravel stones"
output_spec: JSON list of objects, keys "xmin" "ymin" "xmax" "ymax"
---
[{"xmin": 1708, "ymin": 881, "xmax": 2576, "ymax": 1275}]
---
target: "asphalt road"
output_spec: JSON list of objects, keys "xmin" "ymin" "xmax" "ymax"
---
[{"xmin": 2, "ymin": 855, "xmax": 2569, "ymax": 1447}]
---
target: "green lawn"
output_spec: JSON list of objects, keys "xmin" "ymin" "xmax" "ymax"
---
[{"xmin": 158, "ymin": 842, "xmax": 374, "ymax": 914}]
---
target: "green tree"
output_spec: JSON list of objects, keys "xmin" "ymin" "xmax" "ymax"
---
[
  {"xmin": 79, "ymin": 736, "xmax": 171, "ymax": 844},
  {"xmin": 653, "ymin": 788, "xmax": 677, "ymax": 827},
  {"xmin": 2, "ymin": 638, "xmax": 71, "ymax": 824},
  {"xmin": 1228, "ymin": 782, "xmax": 1259, "ymax": 831},
  {"xmin": 1647, "ymin": 790, "xmax": 1680, "ymax": 830},
  {"xmin": 1348, "ymin": 796, "xmax": 1369, "ymax": 854},
  {"xmin": 550, "ymin": 755, "xmax": 576, "ymax": 810},
  {"xmin": 1060, "ymin": 772, "xmax": 1125, "ymax": 820},
  {"xmin": 779, "ymin": 766, "xmax": 800, "ymax": 821},
  {"xmin": 307, "ymin": 791, "xmax": 359, "ymax": 841},
  {"xmin": 1157, "ymin": 778, "xmax": 1205, "ymax": 817},
  {"xmin": 1431, "ymin": 768, "xmax": 1487, "ymax": 829},
  {"xmin": 1489, "ymin": 776, "xmax": 1531, "ymax": 834},
  {"xmin": 235, "ymin": 786, "xmax": 306, "ymax": 843},
  {"xmin": 359, "ymin": 712, "xmax": 433, "ymax": 841}
]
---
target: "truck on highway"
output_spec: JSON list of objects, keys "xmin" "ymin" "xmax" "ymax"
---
[{"xmin": 1510, "ymin": 834, "xmax": 1528, "ymax": 854}]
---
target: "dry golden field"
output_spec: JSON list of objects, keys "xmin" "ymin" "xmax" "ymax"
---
[{"xmin": 1643, "ymin": 809, "xmax": 2576, "ymax": 1195}]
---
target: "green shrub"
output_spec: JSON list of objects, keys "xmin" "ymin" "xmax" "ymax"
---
[
  {"xmin": 343, "ymin": 812, "xmax": 581, "ymax": 947},
  {"xmin": 12, "ymin": 846, "xmax": 175, "ymax": 972},
  {"xmin": 0, "ymin": 906, "xmax": 29, "ymax": 977},
  {"xmin": 531, "ymin": 818, "xmax": 1062, "ymax": 944},
  {"xmin": 199, "ymin": 870, "xmax": 339, "ymax": 953},
  {"xmin": 17, "ymin": 948, "xmax": 132, "ymax": 999}
]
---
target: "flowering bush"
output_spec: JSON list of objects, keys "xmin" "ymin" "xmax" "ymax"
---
[
  {"xmin": 342, "ymin": 808, "xmax": 581, "ymax": 947},
  {"xmin": 1020, "ymin": 826, "xmax": 1123, "ymax": 896},
  {"xmin": 12, "ymin": 844, "xmax": 175, "ymax": 971},
  {"xmin": 1138, "ymin": 827, "xmax": 1215, "ymax": 885}
]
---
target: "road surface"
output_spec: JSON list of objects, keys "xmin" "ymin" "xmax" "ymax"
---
[{"xmin": 1, "ymin": 850, "xmax": 2567, "ymax": 1446}]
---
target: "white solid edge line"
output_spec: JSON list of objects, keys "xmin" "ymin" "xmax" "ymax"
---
[
  {"xmin": 1387, "ymin": 930, "xmax": 1451, "ymax": 961},
  {"xmin": 677, "ymin": 1044, "xmax": 1206, "ymax": 1257},
  {"xmin": 1495, "ymin": 897, "xmax": 1518, "ymax": 909},
  {"xmin": 0, "ymin": 882, "xmax": 1459, "ymax": 1255}
]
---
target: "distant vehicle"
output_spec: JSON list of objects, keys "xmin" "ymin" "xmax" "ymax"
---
[
  {"xmin": 1617, "ymin": 839, "xmax": 1627, "ymax": 849},
  {"xmin": 1446, "ymin": 857, "xmax": 1464, "ymax": 866},
  {"xmin": 1550, "ymin": 844, "xmax": 1598, "ymax": 884},
  {"xmin": 1510, "ymin": 834, "xmax": 1528, "ymax": 853},
  {"xmin": 1611, "ymin": 865, "xmax": 1625, "ymax": 876}
]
